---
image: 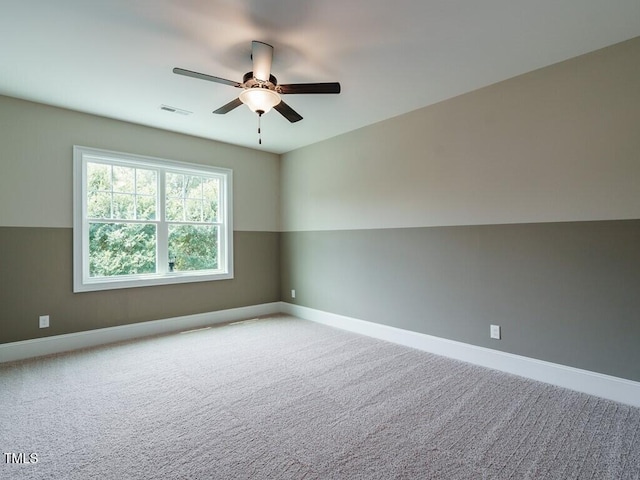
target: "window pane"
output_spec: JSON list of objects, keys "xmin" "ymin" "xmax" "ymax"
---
[
  {"xmin": 202, "ymin": 179, "xmax": 219, "ymax": 222},
  {"xmin": 113, "ymin": 193, "xmax": 135, "ymax": 220},
  {"xmin": 136, "ymin": 195, "xmax": 156, "ymax": 220},
  {"xmin": 113, "ymin": 165, "xmax": 135, "ymax": 193},
  {"xmin": 87, "ymin": 191, "xmax": 111, "ymax": 218},
  {"xmin": 166, "ymin": 172, "xmax": 183, "ymax": 198},
  {"xmin": 136, "ymin": 169, "xmax": 157, "ymax": 196},
  {"xmin": 168, "ymin": 224, "xmax": 218, "ymax": 271},
  {"xmin": 185, "ymin": 198, "xmax": 202, "ymax": 222},
  {"xmin": 203, "ymin": 201, "xmax": 218, "ymax": 223},
  {"xmin": 185, "ymin": 175, "xmax": 202, "ymax": 199},
  {"xmin": 87, "ymin": 163, "xmax": 111, "ymax": 191},
  {"xmin": 89, "ymin": 223, "xmax": 156, "ymax": 277},
  {"xmin": 165, "ymin": 197, "xmax": 183, "ymax": 222}
]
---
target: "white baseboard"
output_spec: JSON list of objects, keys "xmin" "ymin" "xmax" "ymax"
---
[
  {"xmin": 4, "ymin": 301, "xmax": 639, "ymax": 408},
  {"xmin": 281, "ymin": 302, "xmax": 640, "ymax": 408},
  {"xmin": 0, "ymin": 302, "xmax": 282, "ymax": 364}
]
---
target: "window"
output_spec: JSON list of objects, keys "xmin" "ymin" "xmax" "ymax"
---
[{"xmin": 73, "ymin": 146, "xmax": 233, "ymax": 292}]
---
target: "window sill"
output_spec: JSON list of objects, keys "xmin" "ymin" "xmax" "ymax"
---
[{"xmin": 73, "ymin": 270, "xmax": 234, "ymax": 293}]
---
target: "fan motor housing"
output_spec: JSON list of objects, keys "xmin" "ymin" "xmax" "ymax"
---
[{"xmin": 243, "ymin": 71, "xmax": 278, "ymax": 90}]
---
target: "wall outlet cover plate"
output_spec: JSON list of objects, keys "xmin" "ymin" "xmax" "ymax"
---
[{"xmin": 490, "ymin": 324, "xmax": 501, "ymax": 339}]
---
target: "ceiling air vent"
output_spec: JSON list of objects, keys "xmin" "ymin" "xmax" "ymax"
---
[{"xmin": 160, "ymin": 104, "xmax": 192, "ymax": 115}]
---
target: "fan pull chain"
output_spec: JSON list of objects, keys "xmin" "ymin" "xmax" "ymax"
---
[{"xmin": 257, "ymin": 111, "xmax": 263, "ymax": 145}]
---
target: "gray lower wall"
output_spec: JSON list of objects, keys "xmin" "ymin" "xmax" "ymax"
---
[
  {"xmin": 0, "ymin": 227, "xmax": 279, "ymax": 344},
  {"xmin": 280, "ymin": 219, "xmax": 640, "ymax": 381}
]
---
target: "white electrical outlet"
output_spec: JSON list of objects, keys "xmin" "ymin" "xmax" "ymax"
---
[
  {"xmin": 291, "ymin": 289, "xmax": 296, "ymax": 299},
  {"xmin": 39, "ymin": 315, "xmax": 50, "ymax": 329},
  {"xmin": 490, "ymin": 324, "xmax": 501, "ymax": 339}
]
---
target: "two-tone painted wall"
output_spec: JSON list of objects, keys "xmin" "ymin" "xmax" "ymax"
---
[
  {"xmin": 0, "ymin": 96, "xmax": 280, "ymax": 344},
  {"xmin": 280, "ymin": 37, "xmax": 640, "ymax": 382},
  {"xmin": 2, "ymin": 37, "xmax": 639, "ymax": 384}
]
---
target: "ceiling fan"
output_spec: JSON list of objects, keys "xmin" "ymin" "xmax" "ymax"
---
[{"xmin": 173, "ymin": 41, "xmax": 341, "ymax": 129}]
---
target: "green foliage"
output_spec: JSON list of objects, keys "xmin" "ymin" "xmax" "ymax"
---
[
  {"xmin": 89, "ymin": 223, "xmax": 156, "ymax": 277},
  {"xmin": 169, "ymin": 225, "xmax": 218, "ymax": 271},
  {"xmin": 166, "ymin": 173, "xmax": 219, "ymax": 223},
  {"xmin": 86, "ymin": 162, "xmax": 219, "ymax": 276},
  {"xmin": 87, "ymin": 162, "xmax": 157, "ymax": 221}
]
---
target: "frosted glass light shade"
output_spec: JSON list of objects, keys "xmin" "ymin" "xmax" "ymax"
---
[{"xmin": 239, "ymin": 88, "xmax": 281, "ymax": 114}]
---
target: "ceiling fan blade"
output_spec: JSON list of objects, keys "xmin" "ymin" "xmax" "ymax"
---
[
  {"xmin": 173, "ymin": 67, "xmax": 242, "ymax": 88},
  {"xmin": 251, "ymin": 41, "xmax": 273, "ymax": 82},
  {"xmin": 274, "ymin": 100, "xmax": 303, "ymax": 123},
  {"xmin": 213, "ymin": 97, "xmax": 243, "ymax": 114},
  {"xmin": 278, "ymin": 82, "xmax": 341, "ymax": 95}
]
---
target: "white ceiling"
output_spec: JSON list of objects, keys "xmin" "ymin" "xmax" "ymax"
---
[{"xmin": 1, "ymin": 1, "xmax": 639, "ymax": 154}]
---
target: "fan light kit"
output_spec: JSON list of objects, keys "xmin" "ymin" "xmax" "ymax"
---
[
  {"xmin": 173, "ymin": 41, "xmax": 341, "ymax": 144},
  {"xmin": 238, "ymin": 87, "xmax": 281, "ymax": 114}
]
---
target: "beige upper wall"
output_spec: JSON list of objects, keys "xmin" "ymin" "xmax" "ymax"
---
[
  {"xmin": 0, "ymin": 96, "xmax": 280, "ymax": 231},
  {"xmin": 281, "ymin": 37, "xmax": 640, "ymax": 232},
  {"xmin": 3, "ymin": 36, "xmax": 639, "ymax": 234}
]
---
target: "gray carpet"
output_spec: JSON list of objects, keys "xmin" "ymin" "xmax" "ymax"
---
[{"xmin": 1, "ymin": 315, "xmax": 638, "ymax": 479}]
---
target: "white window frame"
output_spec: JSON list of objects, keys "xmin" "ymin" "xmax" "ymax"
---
[{"xmin": 73, "ymin": 146, "xmax": 233, "ymax": 292}]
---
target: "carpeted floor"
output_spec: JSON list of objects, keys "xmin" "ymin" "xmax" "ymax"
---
[{"xmin": 1, "ymin": 315, "xmax": 639, "ymax": 479}]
